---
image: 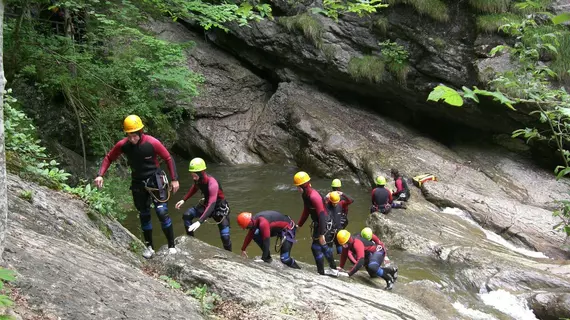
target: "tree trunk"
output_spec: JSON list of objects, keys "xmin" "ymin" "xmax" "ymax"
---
[{"xmin": 0, "ymin": 0, "xmax": 7, "ymax": 259}]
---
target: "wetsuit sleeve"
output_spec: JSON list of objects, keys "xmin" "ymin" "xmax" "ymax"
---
[
  {"xmin": 348, "ymin": 250, "xmax": 357, "ymax": 264},
  {"xmin": 198, "ymin": 179, "xmax": 219, "ymax": 223},
  {"xmin": 183, "ymin": 184, "xmax": 198, "ymax": 201},
  {"xmin": 151, "ymin": 138, "xmax": 178, "ymax": 181},
  {"xmin": 318, "ymin": 211, "xmax": 328, "ymax": 236},
  {"xmin": 311, "ymin": 192, "xmax": 327, "ymax": 235},
  {"xmin": 387, "ymin": 188, "xmax": 393, "ymax": 203},
  {"xmin": 372, "ymin": 234, "xmax": 387, "ymax": 254},
  {"xmin": 259, "ymin": 218, "xmax": 271, "ymax": 261},
  {"xmin": 297, "ymin": 207, "xmax": 309, "ymax": 227},
  {"xmin": 340, "ymin": 247, "xmax": 348, "ymax": 269},
  {"xmin": 342, "ymin": 193, "xmax": 354, "ymax": 205},
  {"xmin": 371, "ymin": 188, "xmax": 376, "ymax": 205},
  {"xmin": 241, "ymin": 228, "xmax": 256, "ymax": 251},
  {"xmin": 97, "ymin": 139, "xmax": 126, "ymax": 177},
  {"xmin": 348, "ymin": 241, "xmax": 365, "ymax": 276},
  {"xmin": 394, "ymin": 179, "xmax": 404, "ymax": 196}
]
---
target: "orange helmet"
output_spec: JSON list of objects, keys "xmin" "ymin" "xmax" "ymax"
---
[
  {"xmin": 237, "ymin": 212, "xmax": 253, "ymax": 229},
  {"xmin": 329, "ymin": 191, "xmax": 341, "ymax": 204}
]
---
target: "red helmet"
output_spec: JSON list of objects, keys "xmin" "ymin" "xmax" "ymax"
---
[{"xmin": 237, "ymin": 212, "xmax": 253, "ymax": 229}]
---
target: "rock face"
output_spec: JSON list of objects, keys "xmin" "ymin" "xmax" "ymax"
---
[
  {"xmin": 198, "ymin": 1, "xmax": 536, "ymax": 134},
  {"xmin": 529, "ymin": 292, "xmax": 570, "ymax": 320},
  {"xmin": 147, "ymin": 21, "xmax": 273, "ymax": 164},
  {"xmin": 2, "ymin": 173, "xmax": 440, "ymax": 320},
  {"xmin": 3, "ymin": 174, "xmax": 204, "ymax": 320}
]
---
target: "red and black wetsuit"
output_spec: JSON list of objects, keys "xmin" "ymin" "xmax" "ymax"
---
[
  {"xmin": 371, "ymin": 186, "xmax": 402, "ymax": 213},
  {"xmin": 393, "ymin": 176, "xmax": 411, "ymax": 201},
  {"xmin": 241, "ymin": 211, "xmax": 299, "ymax": 268},
  {"xmin": 297, "ymin": 186, "xmax": 336, "ymax": 274},
  {"xmin": 97, "ymin": 133, "xmax": 178, "ymax": 249},
  {"xmin": 340, "ymin": 235, "xmax": 387, "ymax": 277},
  {"xmin": 339, "ymin": 193, "xmax": 354, "ymax": 224},
  {"xmin": 348, "ymin": 234, "xmax": 386, "ymax": 264},
  {"xmin": 182, "ymin": 172, "xmax": 231, "ymax": 251}
]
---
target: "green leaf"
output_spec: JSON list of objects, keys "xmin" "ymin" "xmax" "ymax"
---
[
  {"xmin": 427, "ymin": 85, "xmax": 463, "ymax": 107},
  {"xmin": 555, "ymin": 166, "xmax": 570, "ymax": 180},
  {"xmin": 462, "ymin": 86, "xmax": 479, "ymax": 103},
  {"xmin": 489, "ymin": 45, "xmax": 507, "ymax": 57},
  {"xmin": 0, "ymin": 268, "xmax": 16, "ymax": 282},
  {"xmin": 0, "ymin": 295, "xmax": 13, "ymax": 307},
  {"xmin": 552, "ymin": 12, "xmax": 570, "ymax": 25},
  {"xmin": 472, "ymin": 88, "xmax": 516, "ymax": 110}
]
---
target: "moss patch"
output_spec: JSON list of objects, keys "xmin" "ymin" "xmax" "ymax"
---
[
  {"xmin": 468, "ymin": 0, "xmax": 510, "ymax": 13},
  {"xmin": 279, "ymin": 13, "xmax": 324, "ymax": 48},
  {"xmin": 385, "ymin": 0, "xmax": 449, "ymax": 22},
  {"xmin": 476, "ymin": 13, "xmax": 522, "ymax": 33},
  {"xmin": 348, "ymin": 56, "xmax": 385, "ymax": 83}
]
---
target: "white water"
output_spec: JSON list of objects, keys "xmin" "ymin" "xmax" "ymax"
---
[
  {"xmin": 479, "ymin": 290, "xmax": 538, "ymax": 320},
  {"xmin": 441, "ymin": 207, "xmax": 548, "ymax": 259},
  {"xmin": 452, "ymin": 302, "xmax": 498, "ymax": 320}
]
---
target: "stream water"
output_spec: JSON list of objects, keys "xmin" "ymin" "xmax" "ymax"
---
[{"xmin": 122, "ymin": 160, "xmax": 542, "ymax": 319}]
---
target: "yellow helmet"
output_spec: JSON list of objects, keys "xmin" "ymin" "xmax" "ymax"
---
[
  {"xmin": 331, "ymin": 179, "xmax": 342, "ymax": 188},
  {"xmin": 329, "ymin": 191, "xmax": 341, "ymax": 204},
  {"xmin": 123, "ymin": 115, "xmax": 144, "ymax": 133},
  {"xmin": 336, "ymin": 230, "xmax": 351, "ymax": 245},
  {"xmin": 293, "ymin": 171, "xmax": 311, "ymax": 186},
  {"xmin": 189, "ymin": 157, "xmax": 207, "ymax": 172},
  {"xmin": 375, "ymin": 175, "xmax": 387, "ymax": 186}
]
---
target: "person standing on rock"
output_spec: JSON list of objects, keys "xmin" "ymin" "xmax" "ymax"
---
[
  {"xmin": 336, "ymin": 230, "xmax": 398, "ymax": 290},
  {"xmin": 175, "ymin": 158, "xmax": 232, "ymax": 251},
  {"xmin": 370, "ymin": 176, "xmax": 406, "ymax": 214},
  {"xmin": 294, "ymin": 171, "xmax": 338, "ymax": 276},
  {"xmin": 237, "ymin": 211, "xmax": 300, "ymax": 269},
  {"xmin": 390, "ymin": 169, "xmax": 411, "ymax": 202},
  {"xmin": 325, "ymin": 191, "xmax": 346, "ymax": 254},
  {"xmin": 329, "ymin": 179, "xmax": 354, "ymax": 229},
  {"xmin": 94, "ymin": 115, "xmax": 180, "ymax": 259}
]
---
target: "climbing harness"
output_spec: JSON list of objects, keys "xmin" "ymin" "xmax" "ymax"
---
[
  {"xmin": 143, "ymin": 170, "xmax": 171, "ymax": 203},
  {"xmin": 204, "ymin": 200, "xmax": 230, "ymax": 225},
  {"xmin": 274, "ymin": 219, "xmax": 296, "ymax": 252}
]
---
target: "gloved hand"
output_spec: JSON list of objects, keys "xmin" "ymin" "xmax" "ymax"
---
[
  {"xmin": 175, "ymin": 200, "xmax": 185, "ymax": 209},
  {"xmin": 188, "ymin": 221, "xmax": 201, "ymax": 232}
]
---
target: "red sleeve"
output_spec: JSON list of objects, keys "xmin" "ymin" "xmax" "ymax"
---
[
  {"xmin": 297, "ymin": 207, "xmax": 309, "ymax": 227},
  {"xmin": 311, "ymin": 192, "xmax": 328, "ymax": 235},
  {"xmin": 259, "ymin": 218, "xmax": 271, "ymax": 240},
  {"xmin": 348, "ymin": 241, "xmax": 365, "ymax": 276},
  {"xmin": 342, "ymin": 193, "xmax": 354, "ymax": 205},
  {"xmin": 148, "ymin": 136, "xmax": 178, "ymax": 181},
  {"xmin": 348, "ymin": 250, "xmax": 357, "ymax": 264},
  {"xmin": 241, "ymin": 228, "xmax": 256, "ymax": 251},
  {"xmin": 340, "ymin": 247, "xmax": 348, "ymax": 269},
  {"xmin": 183, "ymin": 184, "xmax": 198, "ymax": 201},
  {"xmin": 97, "ymin": 139, "xmax": 126, "ymax": 176},
  {"xmin": 199, "ymin": 179, "xmax": 220, "ymax": 223},
  {"xmin": 387, "ymin": 188, "xmax": 393, "ymax": 203},
  {"xmin": 395, "ymin": 179, "xmax": 404, "ymax": 193}
]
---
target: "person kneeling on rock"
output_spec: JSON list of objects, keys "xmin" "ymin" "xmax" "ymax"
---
[
  {"xmin": 390, "ymin": 168, "xmax": 411, "ymax": 202},
  {"xmin": 370, "ymin": 176, "xmax": 406, "ymax": 214},
  {"xmin": 175, "ymin": 158, "xmax": 232, "ymax": 251},
  {"xmin": 237, "ymin": 211, "xmax": 300, "ymax": 269},
  {"xmin": 336, "ymin": 229, "xmax": 398, "ymax": 290}
]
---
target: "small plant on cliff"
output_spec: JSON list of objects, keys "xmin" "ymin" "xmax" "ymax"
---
[
  {"xmin": 18, "ymin": 190, "xmax": 33, "ymax": 203},
  {"xmin": 159, "ymin": 275, "xmax": 181, "ymax": 290},
  {"xmin": 312, "ymin": 0, "xmax": 388, "ymax": 21},
  {"xmin": 384, "ymin": 0, "xmax": 449, "ymax": 22},
  {"xmin": 348, "ymin": 56, "xmax": 385, "ymax": 82},
  {"xmin": 188, "ymin": 284, "xmax": 221, "ymax": 315},
  {"xmin": 468, "ymin": 0, "xmax": 510, "ymax": 13},
  {"xmin": 427, "ymin": 12, "xmax": 570, "ymax": 236},
  {"xmin": 476, "ymin": 13, "xmax": 522, "ymax": 33},
  {"xmin": 379, "ymin": 40, "xmax": 410, "ymax": 84},
  {"xmin": 0, "ymin": 268, "xmax": 16, "ymax": 319},
  {"xmin": 279, "ymin": 13, "xmax": 324, "ymax": 47}
]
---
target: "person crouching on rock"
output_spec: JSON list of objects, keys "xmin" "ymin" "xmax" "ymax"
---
[
  {"xmin": 390, "ymin": 168, "xmax": 411, "ymax": 202},
  {"xmin": 325, "ymin": 191, "xmax": 346, "ymax": 255},
  {"xmin": 370, "ymin": 176, "xmax": 406, "ymax": 214},
  {"xmin": 336, "ymin": 230, "xmax": 398, "ymax": 290},
  {"xmin": 237, "ymin": 211, "xmax": 300, "ymax": 269},
  {"xmin": 351, "ymin": 227, "xmax": 392, "ymax": 267},
  {"xmin": 94, "ymin": 115, "xmax": 180, "ymax": 259},
  {"xmin": 175, "ymin": 158, "xmax": 232, "ymax": 251},
  {"xmin": 293, "ymin": 171, "xmax": 338, "ymax": 276},
  {"xmin": 330, "ymin": 179, "xmax": 354, "ymax": 222}
]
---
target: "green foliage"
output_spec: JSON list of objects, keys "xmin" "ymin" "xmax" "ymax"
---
[
  {"xmin": 468, "ymin": 0, "xmax": 510, "ymax": 13},
  {"xmin": 427, "ymin": 85, "xmax": 463, "ymax": 106},
  {"xmin": 477, "ymin": 13, "xmax": 522, "ymax": 33},
  {"xmin": 64, "ymin": 182, "xmax": 125, "ymax": 221},
  {"xmin": 374, "ymin": 17, "xmax": 389, "ymax": 35},
  {"xmin": 512, "ymin": 0, "xmax": 553, "ymax": 14},
  {"xmin": 379, "ymin": 40, "xmax": 410, "ymax": 83},
  {"xmin": 0, "ymin": 268, "xmax": 16, "ymax": 316},
  {"xmin": 159, "ymin": 275, "xmax": 181, "ymax": 289},
  {"xmin": 129, "ymin": 241, "xmax": 144, "ymax": 255},
  {"xmin": 433, "ymin": 37, "xmax": 446, "ymax": 50},
  {"xmin": 279, "ymin": 13, "xmax": 324, "ymax": 47},
  {"xmin": 3, "ymin": 90, "xmax": 70, "ymax": 189},
  {"xmin": 348, "ymin": 56, "xmax": 385, "ymax": 83},
  {"xmin": 427, "ymin": 13, "xmax": 570, "ymax": 236},
  {"xmin": 188, "ymin": 284, "xmax": 221, "ymax": 315},
  {"xmin": 18, "ymin": 190, "xmax": 33, "ymax": 202},
  {"xmin": 384, "ymin": 0, "xmax": 449, "ymax": 22},
  {"xmin": 312, "ymin": 0, "xmax": 388, "ymax": 21}
]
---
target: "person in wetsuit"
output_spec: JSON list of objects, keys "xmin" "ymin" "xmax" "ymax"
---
[
  {"xmin": 95, "ymin": 115, "xmax": 180, "ymax": 259},
  {"xmin": 175, "ymin": 157, "xmax": 231, "ymax": 251},
  {"xmin": 370, "ymin": 175, "xmax": 406, "ymax": 214},
  {"xmin": 237, "ymin": 211, "xmax": 300, "ymax": 269},
  {"xmin": 294, "ymin": 171, "xmax": 337, "ymax": 276},
  {"xmin": 330, "ymin": 179, "xmax": 354, "ymax": 222},
  {"xmin": 390, "ymin": 168, "xmax": 411, "ymax": 202},
  {"xmin": 337, "ymin": 230, "xmax": 398, "ymax": 290},
  {"xmin": 325, "ymin": 191, "xmax": 345, "ymax": 254}
]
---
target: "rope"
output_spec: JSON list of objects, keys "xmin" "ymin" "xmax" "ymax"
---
[{"xmin": 144, "ymin": 184, "xmax": 171, "ymax": 203}]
